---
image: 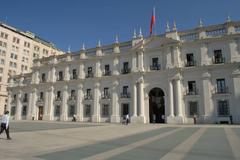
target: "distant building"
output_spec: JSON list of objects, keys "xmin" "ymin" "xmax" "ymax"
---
[
  {"xmin": 0, "ymin": 22, "xmax": 64, "ymax": 114},
  {"xmin": 8, "ymin": 19, "xmax": 240, "ymax": 124}
]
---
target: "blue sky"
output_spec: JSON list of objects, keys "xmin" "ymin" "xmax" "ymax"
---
[{"xmin": 0, "ymin": 0, "xmax": 239, "ymax": 52}]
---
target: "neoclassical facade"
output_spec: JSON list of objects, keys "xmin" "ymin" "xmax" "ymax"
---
[{"xmin": 7, "ymin": 20, "xmax": 240, "ymax": 124}]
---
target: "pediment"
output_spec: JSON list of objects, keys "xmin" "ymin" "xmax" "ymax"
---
[{"xmin": 144, "ymin": 36, "xmax": 179, "ymax": 50}]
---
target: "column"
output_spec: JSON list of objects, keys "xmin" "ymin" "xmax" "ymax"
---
[
  {"xmin": 200, "ymin": 43, "xmax": 208, "ymax": 65},
  {"xmin": 43, "ymin": 90, "xmax": 49, "ymax": 119},
  {"xmin": 174, "ymin": 76, "xmax": 183, "ymax": 124},
  {"xmin": 35, "ymin": 71, "xmax": 39, "ymax": 84},
  {"xmin": 92, "ymin": 82, "xmax": 100, "ymax": 122},
  {"xmin": 132, "ymin": 53, "xmax": 137, "ymax": 72},
  {"xmin": 61, "ymin": 85, "xmax": 68, "ymax": 121},
  {"xmin": 113, "ymin": 57, "xmax": 119, "ymax": 75},
  {"xmin": 27, "ymin": 91, "xmax": 33, "ymax": 120},
  {"xmin": 47, "ymin": 86, "xmax": 54, "ymax": 120},
  {"xmin": 6, "ymin": 92, "xmax": 12, "ymax": 114},
  {"xmin": 111, "ymin": 80, "xmax": 120, "ymax": 123},
  {"xmin": 138, "ymin": 80, "xmax": 144, "ymax": 117},
  {"xmin": 51, "ymin": 67, "xmax": 56, "ymax": 82},
  {"xmin": 64, "ymin": 65, "xmax": 70, "ymax": 81},
  {"xmin": 138, "ymin": 49, "xmax": 144, "ymax": 71},
  {"xmin": 76, "ymin": 84, "xmax": 84, "ymax": 121},
  {"xmin": 168, "ymin": 81, "xmax": 174, "ymax": 117},
  {"xmin": 231, "ymin": 71, "xmax": 240, "ymax": 123},
  {"xmin": 201, "ymin": 72, "xmax": 212, "ymax": 123},
  {"xmin": 95, "ymin": 60, "xmax": 101, "ymax": 77},
  {"xmin": 132, "ymin": 83, "xmax": 137, "ymax": 117},
  {"xmin": 16, "ymin": 91, "xmax": 22, "ymax": 120},
  {"xmin": 78, "ymin": 63, "xmax": 84, "ymax": 79},
  {"xmin": 31, "ymin": 88, "xmax": 37, "ymax": 120}
]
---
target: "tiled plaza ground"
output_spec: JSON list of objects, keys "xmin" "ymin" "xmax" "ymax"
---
[{"xmin": 0, "ymin": 121, "xmax": 240, "ymax": 160}]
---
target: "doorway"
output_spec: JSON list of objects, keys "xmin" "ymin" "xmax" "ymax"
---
[
  {"xmin": 149, "ymin": 88, "xmax": 165, "ymax": 123},
  {"xmin": 38, "ymin": 106, "xmax": 43, "ymax": 120}
]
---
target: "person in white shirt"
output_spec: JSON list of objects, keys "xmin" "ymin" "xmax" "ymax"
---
[
  {"xmin": 125, "ymin": 114, "xmax": 129, "ymax": 125},
  {"xmin": 0, "ymin": 111, "xmax": 11, "ymax": 140}
]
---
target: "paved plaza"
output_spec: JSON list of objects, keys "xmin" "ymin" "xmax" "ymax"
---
[{"xmin": 0, "ymin": 121, "xmax": 240, "ymax": 160}]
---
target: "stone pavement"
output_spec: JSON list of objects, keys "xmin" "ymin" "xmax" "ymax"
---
[{"xmin": 0, "ymin": 121, "xmax": 240, "ymax": 160}]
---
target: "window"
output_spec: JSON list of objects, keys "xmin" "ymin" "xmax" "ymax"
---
[
  {"xmin": 0, "ymin": 49, "xmax": 6, "ymax": 56},
  {"xmin": 24, "ymin": 41, "xmax": 30, "ymax": 48},
  {"xmin": 121, "ymin": 86, "xmax": 130, "ymax": 98},
  {"xmin": 0, "ymin": 32, "xmax": 8, "ymax": 39},
  {"xmin": 85, "ymin": 105, "xmax": 91, "ymax": 117},
  {"xmin": 123, "ymin": 86, "xmax": 128, "ymax": 94},
  {"xmin": 41, "ymin": 73, "xmax": 46, "ymax": 82},
  {"xmin": 72, "ymin": 69, "xmax": 77, "ymax": 79},
  {"xmin": 186, "ymin": 53, "xmax": 195, "ymax": 66},
  {"xmin": 0, "ymin": 68, "xmax": 3, "ymax": 73},
  {"xmin": 104, "ymin": 64, "xmax": 111, "ymax": 76},
  {"xmin": 104, "ymin": 87, "xmax": 109, "ymax": 96},
  {"xmin": 152, "ymin": 57, "xmax": 159, "ymax": 66},
  {"xmin": 13, "ymin": 37, "xmax": 20, "ymax": 44},
  {"xmin": 43, "ymin": 49, "xmax": 49, "ymax": 55},
  {"xmin": 216, "ymin": 79, "xmax": 227, "ymax": 93},
  {"xmin": 23, "ymin": 93, "xmax": 28, "ymax": 102},
  {"xmin": 218, "ymin": 100, "xmax": 229, "ymax": 116},
  {"xmin": 54, "ymin": 105, "xmax": 61, "ymax": 117},
  {"xmin": 58, "ymin": 71, "xmax": 63, "ymax": 81},
  {"xmin": 22, "ymin": 106, "xmax": 27, "ymax": 116},
  {"xmin": 34, "ymin": 45, "xmax": 40, "ymax": 52},
  {"xmin": 0, "ymin": 41, "xmax": 7, "ymax": 48},
  {"xmin": 87, "ymin": 67, "xmax": 93, "ymax": 78},
  {"xmin": 0, "ymin": 59, "xmax": 4, "ymax": 64},
  {"xmin": 187, "ymin": 81, "xmax": 197, "ymax": 95},
  {"xmin": 121, "ymin": 62, "xmax": 130, "ymax": 74},
  {"xmin": 102, "ymin": 87, "xmax": 110, "ymax": 99},
  {"xmin": 40, "ymin": 92, "xmax": 44, "ymax": 100},
  {"xmin": 0, "ymin": 76, "xmax": 2, "ymax": 82},
  {"xmin": 87, "ymin": 89, "xmax": 91, "ymax": 97},
  {"xmin": 102, "ymin": 104, "xmax": 109, "ymax": 117},
  {"xmin": 189, "ymin": 101, "xmax": 198, "ymax": 116},
  {"xmin": 68, "ymin": 105, "xmax": 75, "ymax": 117},
  {"xmin": 150, "ymin": 57, "xmax": 160, "ymax": 70},
  {"xmin": 70, "ymin": 90, "xmax": 76, "ymax": 98},
  {"xmin": 57, "ymin": 91, "xmax": 61, "ymax": 99},
  {"xmin": 214, "ymin": 50, "xmax": 224, "ymax": 64}
]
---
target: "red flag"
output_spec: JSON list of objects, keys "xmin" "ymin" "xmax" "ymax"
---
[{"xmin": 150, "ymin": 7, "xmax": 156, "ymax": 36}]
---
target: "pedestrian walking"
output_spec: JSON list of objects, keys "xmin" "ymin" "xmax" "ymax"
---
[
  {"xmin": 125, "ymin": 114, "xmax": 129, "ymax": 125},
  {"xmin": 0, "ymin": 111, "xmax": 11, "ymax": 140}
]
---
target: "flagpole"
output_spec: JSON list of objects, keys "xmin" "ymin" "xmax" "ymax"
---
[{"xmin": 153, "ymin": 7, "xmax": 156, "ymax": 36}]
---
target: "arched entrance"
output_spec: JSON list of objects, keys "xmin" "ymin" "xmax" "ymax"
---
[{"xmin": 149, "ymin": 88, "xmax": 165, "ymax": 123}]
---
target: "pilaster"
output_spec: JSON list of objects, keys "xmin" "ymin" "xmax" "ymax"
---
[
  {"xmin": 110, "ymin": 80, "xmax": 120, "ymax": 123},
  {"xmin": 92, "ymin": 82, "xmax": 100, "ymax": 122}
]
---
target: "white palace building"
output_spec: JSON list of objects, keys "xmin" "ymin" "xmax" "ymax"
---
[{"xmin": 7, "ymin": 19, "xmax": 240, "ymax": 124}]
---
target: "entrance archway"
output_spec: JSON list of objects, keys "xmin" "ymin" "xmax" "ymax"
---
[{"xmin": 149, "ymin": 88, "xmax": 165, "ymax": 123}]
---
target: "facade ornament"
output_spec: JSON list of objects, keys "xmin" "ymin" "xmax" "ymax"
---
[
  {"xmin": 173, "ymin": 20, "xmax": 177, "ymax": 31},
  {"xmin": 115, "ymin": 35, "xmax": 119, "ymax": 44},
  {"xmin": 199, "ymin": 18, "xmax": 203, "ymax": 27},
  {"xmin": 133, "ymin": 28, "xmax": 137, "ymax": 39},
  {"xmin": 77, "ymin": 84, "xmax": 83, "ymax": 90},
  {"xmin": 97, "ymin": 40, "xmax": 101, "ymax": 47},
  {"xmin": 202, "ymin": 72, "xmax": 211, "ymax": 79},
  {"xmin": 166, "ymin": 21, "xmax": 170, "ymax": 32},
  {"xmin": 138, "ymin": 77, "xmax": 144, "ymax": 83},
  {"xmin": 139, "ymin": 27, "xmax": 143, "ymax": 38},
  {"xmin": 67, "ymin": 45, "xmax": 71, "ymax": 53},
  {"xmin": 227, "ymin": 15, "xmax": 231, "ymax": 23},
  {"xmin": 82, "ymin": 43, "xmax": 85, "ymax": 50}
]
